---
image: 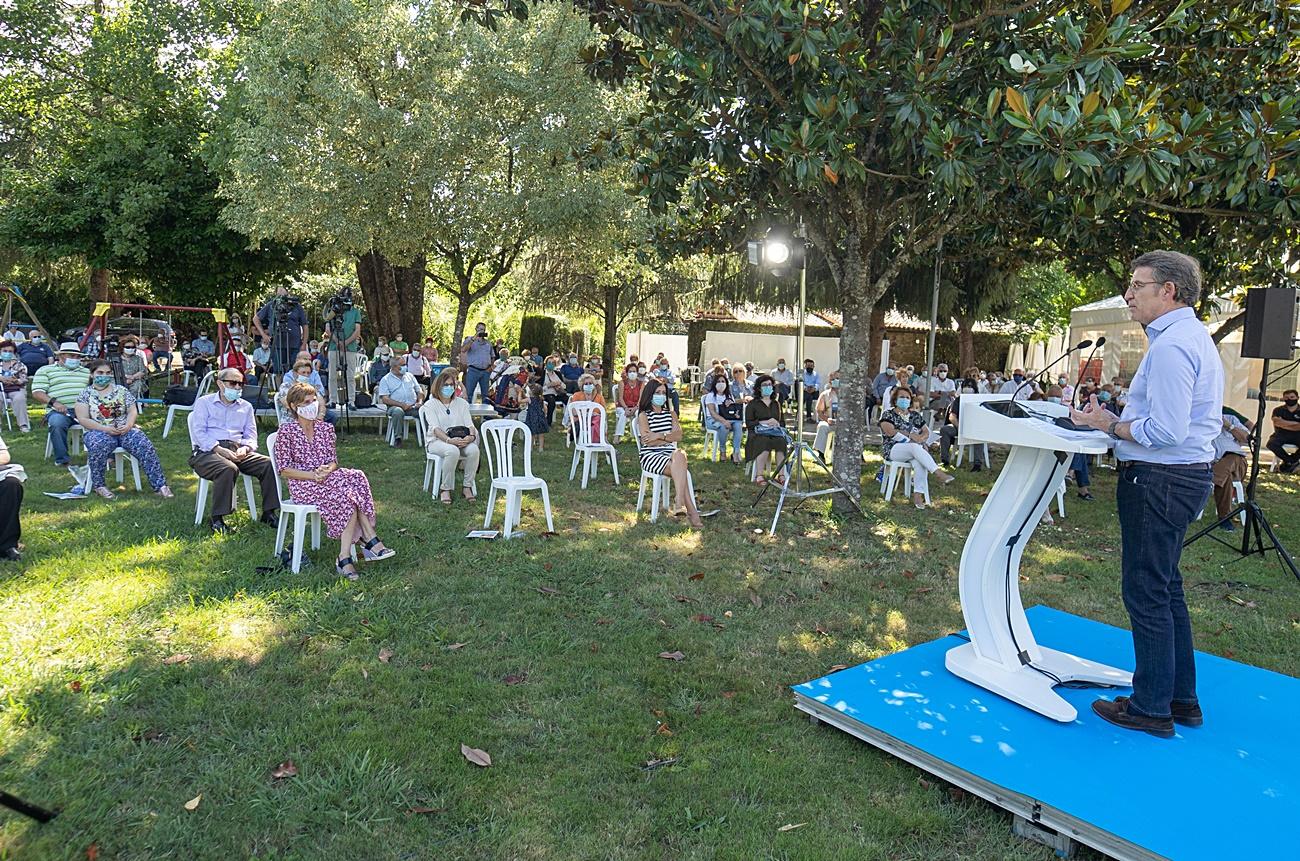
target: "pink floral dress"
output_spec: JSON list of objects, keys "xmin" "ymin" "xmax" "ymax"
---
[{"xmin": 274, "ymin": 420, "xmax": 376, "ymax": 538}]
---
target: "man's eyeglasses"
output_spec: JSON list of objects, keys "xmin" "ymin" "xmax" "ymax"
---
[
  {"xmin": 219, "ymin": 379, "xmax": 244, "ymax": 388},
  {"xmin": 1126, "ymin": 278, "xmax": 1164, "ymax": 292}
]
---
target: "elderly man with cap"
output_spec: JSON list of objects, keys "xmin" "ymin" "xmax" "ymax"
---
[
  {"xmin": 31, "ymin": 342, "xmax": 91, "ymax": 466},
  {"xmin": 188, "ymin": 367, "xmax": 281, "ymax": 534}
]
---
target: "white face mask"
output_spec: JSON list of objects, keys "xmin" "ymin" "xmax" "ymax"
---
[{"xmin": 297, "ymin": 400, "xmax": 320, "ymax": 420}]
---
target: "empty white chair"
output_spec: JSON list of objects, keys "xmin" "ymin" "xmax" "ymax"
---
[
  {"xmin": 267, "ymin": 431, "xmax": 322, "ymax": 573},
  {"xmin": 163, "ymin": 370, "xmax": 214, "ymax": 438},
  {"xmin": 631, "ymin": 417, "xmax": 695, "ymax": 522},
  {"xmin": 566, "ymin": 401, "xmax": 619, "ymax": 489},
  {"xmin": 187, "ymin": 409, "xmax": 256, "ymax": 525},
  {"xmin": 881, "ymin": 461, "xmax": 930, "ymax": 505},
  {"xmin": 44, "ymin": 424, "xmax": 83, "ymax": 460},
  {"xmin": 480, "ymin": 419, "xmax": 553, "ymax": 538},
  {"xmin": 1055, "ymin": 480, "xmax": 1066, "ymax": 519},
  {"xmin": 113, "ymin": 447, "xmax": 143, "ymax": 491}
]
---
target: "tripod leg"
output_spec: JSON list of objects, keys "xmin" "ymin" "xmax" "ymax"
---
[
  {"xmin": 1250, "ymin": 504, "xmax": 1300, "ymax": 582},
  {"xmin": 0, "ymin": 790, "xmax": 57, "ymax": 823}
]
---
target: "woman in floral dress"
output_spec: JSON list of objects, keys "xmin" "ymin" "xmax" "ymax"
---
[
  {"xmin": 274, "ymin": 382, "xmax": 395, "ymax": 580},
  {"xmin": 74, "ymin": 359, "xmax": 172, "ymax": 499}
]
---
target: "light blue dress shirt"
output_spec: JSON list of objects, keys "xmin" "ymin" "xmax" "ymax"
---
[{"xmin": 1114, "ymin": 306, "xmax": 1223, "ymax": 465}]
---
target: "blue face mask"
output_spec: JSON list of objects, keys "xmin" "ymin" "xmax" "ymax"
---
[
  {"xmin": 582, "ymin": 383, "xmax": 594, "ymax": 394},
  {"xmin": 760, "ymin": 384, "xmax": 774, "ymax": 397},
  {"xmin": 64, "ymin": 358, "xmax": 82, "ymax": 370},
  {"xmin": 1099, "ymin": 391, "xmax": 1112, "ymax": 402},
  {"xmin": 0, "ymin": 352, "xmax": 12, "ymax": 361},
  {"xmin": 297, "ymin": 373, "xmax": 311, "ymax": 382},
  {"xmin": 441, "ymin": 385, "xmax": 456, "ymax": 398},
  {"xmin": 895, "ymin": 397, "xmax": 912, "ymax": 410},
  {"xmin": 651, "ymin": 393, "xmax": 667, "ymax": 407},
  {"xmin": 1013, "ymin": 374, "xmax": 1025, "ymax": 383},
  {"xmin": 886, "ymin": 368, "xmax": 895, "ymax": 376},
  {"xmin": 93, "ymin": 374, "xmax": 113, "ymax": 387},
  {"xmin": 222, "ymin": 386, "xmax": 242, "ymax": 402},
  {"xmin": 1047, "ymin": 396, "xmax": 1062, "ymax": 404},
  {"xmin": 830, "ymin": 379, "xmax": 840, "ymax": 389}
]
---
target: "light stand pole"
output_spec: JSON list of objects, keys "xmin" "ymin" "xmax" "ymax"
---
[{"xmin": 762, "ymin": 220, "xmax": 860, "ymax": 535}]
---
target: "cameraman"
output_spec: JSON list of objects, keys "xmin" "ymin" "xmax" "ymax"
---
[
  {"xmin": 323, "ymin": 294, "xmax": 363, "ymax": 408},
  {"xmin": 253, "ymin": 283, "xmax": 308, "ymax": 378},
  {"xmin": 459, "ymin": 322, "xmax": 494, "ymax": 405}
]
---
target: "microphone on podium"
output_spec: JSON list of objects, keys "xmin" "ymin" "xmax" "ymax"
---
[
  {"xmin": 983, "ymin": 339, "xmax": 1094, "ymax": 419},
  {"xmin": 1072, "ymin": 336, "xmax": 1106, "ymax": 408}
]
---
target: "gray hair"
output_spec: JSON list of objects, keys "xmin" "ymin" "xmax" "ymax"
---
[{"xmin": 1130, "ymin": 250, "xmax": 1202, "ymax": 307}]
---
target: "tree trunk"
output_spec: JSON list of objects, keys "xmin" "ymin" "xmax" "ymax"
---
[
  {"xmin": 602, "ymin": 285, "xmax": 620, "ymax": 397},
  {"xmin": 450, "ymin": 289, "xmax": 471, "ymax": 358},
  {"xmin": 867, "ymin": 303, "xmax": 887, "ymax": 372},
  {"xmin": 1210, "ymin": 310, "xmax": 1245, "ymax": 344},
  {"xmin": 356, "ymin": 252, "xmax": 399, "ymax": 340},
  {"xmin": 394, "ymin": 255, "xmax": 425, "ymax": 345},
  {"xmin": 831, "ymin": 260, "xmax": 873, "ymax": 513},
  {"xmin": 954, "ymin": 313, "xmax": 976, "ymax": 371},
  {"xmin": 89, "ymin": 267, "xmax": 113, "ymax": 304}
]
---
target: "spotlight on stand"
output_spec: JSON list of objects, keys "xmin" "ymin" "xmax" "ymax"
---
[{"xmin": 747, "ymin": 233, "xmax": 802, "ymax": 276}]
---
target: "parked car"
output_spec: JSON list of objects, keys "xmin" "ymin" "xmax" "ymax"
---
[{"xmin": 64, "ymin": 316, "xmax": 174, "ymax": 352}]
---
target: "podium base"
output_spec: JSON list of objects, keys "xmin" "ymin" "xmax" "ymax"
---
[{"xmin": 945, "ymin": 642, "xmax": 1133, "ymax": 722}]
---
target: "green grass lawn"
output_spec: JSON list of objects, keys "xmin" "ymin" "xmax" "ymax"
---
[{"xmin": 2, "ymin": 402, "xmax": 1298, "ymax": 860}]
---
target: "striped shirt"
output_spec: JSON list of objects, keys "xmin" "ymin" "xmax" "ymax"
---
[{"xmin": 32, "ymin": 363, "xmax": 90, "ymax": 406}]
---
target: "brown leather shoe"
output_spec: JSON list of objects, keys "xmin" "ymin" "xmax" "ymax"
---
[
  {"xmin": 1171, "ymin": 700, "xmax": 1204, "ymax": 727},
  {"xmin": 1091, "ymin": 696, "xmax": 1175, "ymax": 739}
]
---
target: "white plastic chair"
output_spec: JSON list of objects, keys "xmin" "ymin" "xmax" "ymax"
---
[
  {"xmin": 566, "ymin": 401, "xmax": 619, "ymax": 489},
  {"xmin": 417, "ymin": 410, "xmax": 478, "ymax": 499},
  {"xmin": 613, "ymin": 406, "xmax": 630, "ymax": 442},
  {"xmin": 1055, "ymin": 479, "xmax": 1066, "ymax": 518},
  {"xmin": 702, "ymin": 425, "xmax": 722, "ymax": 461},
  {"xmin": 267, "ymin": 431, "xmax": 322, "ymax": 573},
  {"xmin": 480, "ymin": 419, "xmax": 553, "ymax": 538},
  {"xmin": 631, "ymin": 416, "xmax": 695, "ymax": 522},
  {"xmin": 1196, "ymin": 480, "xmax": 1246, "ymax": 526},
  {"xmin": 163, "ymin": 371, "xmax": 215, "ymax": 438},
  {"xmin": 113, "ymin": 447, "xmax": 142, "ymax": 491},
  {"xmin": 954, "ymin": 442, "xmax": 989, "ymax": 468},
  {"xmin": 380, "ymin": 407, "xmax": 424, "ymax": 446},
  {"xmin": 43, "ymin": 423, "xmax": 83, "ymax": 460},
  {"xmin": 881, "ymin": 460, "xmax": 930, "ymax": 505},
  {"xmin": 187, "ymin": 409, "xmax": 256, "ymax": 525}
]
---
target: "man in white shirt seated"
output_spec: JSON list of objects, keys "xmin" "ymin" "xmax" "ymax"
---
[
  {"xmin": 928, "ymin": 363, "xmax": 957, "ymax": 412},
  {"xmin": 376, "ymin": 355, "xmax": 424, "ymax": 447},
  {"xmin": 770, "ymin": 358, "xmax": 794, "ymax": 404},
  {"xmin": 1209, "ymin": 411, "xmax": 1250, "ymax": 530},
  {"xmin": 997, "ymin": 368, "xmax": 1038, "ymax": 400}
]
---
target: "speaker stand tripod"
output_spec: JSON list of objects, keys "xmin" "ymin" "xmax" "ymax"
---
[
  {"xmin": 1, "ymin": 790, "xmax": 57, "ymax": 823},
  {"xmin": 1184, "ymin": 358, "xmax": 1299, "ymax": 583}
]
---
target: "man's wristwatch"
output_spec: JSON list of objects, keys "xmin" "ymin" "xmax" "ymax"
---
[{"xmin": 1107, "ymin": 418, "xmax": 1122, "ymax": 438}]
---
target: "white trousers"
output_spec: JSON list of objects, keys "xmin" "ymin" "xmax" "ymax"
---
[
  {"xmin": 425, "ymin": 439, "xmax": 480, "ymax": 490},
  {"xmin": 889, "ymin": 442, "xmax": 938, "ymax": 495}
]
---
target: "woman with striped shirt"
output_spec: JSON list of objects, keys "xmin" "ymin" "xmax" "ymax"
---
[{"xmin": 636, "ymin": 379, "xmax": 705, "ymax": 528}]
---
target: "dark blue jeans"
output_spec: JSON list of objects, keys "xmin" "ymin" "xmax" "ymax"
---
[
  {"xmin": 1116, "ymin": 462, "xmax": 1212, "ymax": 718},
  {"xmin": 1070, "ymin": 452, "xmax": 1091, "ymax": 488}
]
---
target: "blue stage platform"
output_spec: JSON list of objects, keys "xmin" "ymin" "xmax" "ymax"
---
[{"xmin": 792, "ymin": 606, "xmax": 1299, "ymax": 861}]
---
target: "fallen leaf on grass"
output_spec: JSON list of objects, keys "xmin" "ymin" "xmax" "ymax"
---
[
  {"xmin": 658, "ymin": 651, "xmax": 685, "ymax": 662},
  {"xmin": 911, "ymin": 587, "xmax": 934, "ymax": 595},
  {"xmin": 503, "ymin": 672, "xmax": 528, "ymax": 685},
  {"xmin": 1044, "ymin": 574, "xmax": 1067, "ymax": 583},
  {"xmin": 656, "ymin": 723, "xmax": 672, "ymax": 736},
  {"xmin": 446, "ymin": 642, "xmax": 467, "ymax": 651},
  {"xmin": 814, "ymin": 625, "xmax": 829, "ymax": 636},
  {"xmin": 721, "ymin": 691, "xmax": 736, "ymax": 699},
  {"xmin": 69, "ymin": 680, "xmax": 83, "ymax": 693},
  {"xmin": 183, "ymin": 794, "xmax": 202, "ymax": 811},
  {"xmin": 162, "ymin": 654, "xmax": 192, "ymax": 665},
  {"xmin": 378, "ymin": 648, "xmax": 394, "ymax": 663},
  {"xmin": 460, "ymin": 744, "xmax": 492, "ymax": 767},
  {"xmin": 902, "ymin": 569, "xmax": 916, "ymax": 579},
  {"xmin": 86, "ymin": 844, "xmax": 99, "ymax": 861},
  {"xmin": 537, "ymin": 585, "xmax": 560, "ymax": 596},
  {"xmin": 723, "ymin": 610, "xmax": 733, "ymax": 618},
  {"xmin": 408, "ymin": 806, "xmax": 444, "ymax": 815},
  {"xmin": 691, "ymin": 614, "xmax": 714, "ymax": 623},
  {"xmin": 1224, "ymin": 594, "xmax": 1257, "ymax": 608},
  {"xmin": 918, "ymin": 777, "xmax": 933, "ymax": 789},
  {"xmin": 270, "ymin": 760, "xmax": 298, "ymax": 779},
  {"xmin": 688, "ymin": 572, "xmax": 704, "ymax": 581},
  {"xmin": 361, "ymin": 668, "xmax": 369, "ymax": 680},
  {"xmin": 543, "ymin": 562, "xmax": 553, "ymax": 572},
  {"xmin": 749, "ymin": 591, "xmax": 763, "ymax": 608},
  {"xmin": 828, "ymin": 664, "xmax": 849, "ymax": 672},
  {"xmin": 640, "ymin": 756, "xmax": 679, "ymax": 771},
  {"xmin": 778, "ymin": 823, "xmax": 807, "ymax": 832},
  {"xmin": 539, "ymin": 531, "xmax": 558, "ymax": 539},
  {"xmin": 595, "ymin": 617, "xmax": 612, "ymax": 625}
]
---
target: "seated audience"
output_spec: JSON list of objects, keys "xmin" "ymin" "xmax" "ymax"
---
[
  {"xmin": 1211, "ymin": 411, "xmax": 1250, "ymax": 529},
  {"xmin": 799, "ymin": 359, "xmax": 821, "ymax": 420},
  {"xmin": 31, "ymin": 342, "xmax": 90, "ymax": 466},
  {"xmin": 1266, "ymin": 388, "xmax": 1300, "ymax": 473},
  {"xmin": 653, "ymin": 358, "xmax": 680, "ymax": 414},
  {"xmin": 491, "ymin": 362, "xmax": 529, "ymax": 417},
  {"xmin": 251, "ymin": 337, "xmax": 272, "ymax": 382},
  {"xmin": 18, "ymin": 333, "xmax": 55, "ymax": 377},
  {"xmin": 389, "ymin": 332, "xmax": 409, "ymax": 356},
  {"xmin": 118, "ymin": 336, "xmax": 149, "ymax": 399},
  {"xmin": 730, "ymin": 365, "xmax": 753, "ymax": 402},
  {"xmin": 702, "ymin": 373, "xmax": 744, "ymax": 464},
  {"xmin": 0, "ymin": 432, "xmax": 23, "ymax": 560},
  {"xmin": 74, "ymin": 359, "xmax": 173, "ymax": 500},
  {"xmin": 815, "ymin": 371, "xmax": 840, "ymax": 424},
  {"xmin": 220, "ymin": 334, "xmax": 252, "ymax": 375},
  {"xmin": 745, "ymin": 374, "xmax": 789, "ymax": 485},
  {"xmin": 420, "ymin": 338, "xmax": 439, "ymax": 364},
  {"xmin": 376, "ymin": 355, "xmax": 424, "ymax": 446},
  {"xmin": 276, "ymin": 382, "xmax": 395, "ymax": 580},
  {"xmin": 565, "ymin": 373, "xmax": 607, "ymax": 442},
  {"xmin": 0, "ymin": 341, "xmax": 31, "ymax": 432},
  {"xmin": 636, "ymin": 379, "xmax": 705, "ymax": 528},
  {"xmin": 613, "ymin": 363, "xmax": 642, "ymax": 437},
  {"xmin": 540, "ymin": 355, "xmax": 568, "ymax": 424},
  {"xmin": 770, "ymin": 358, "xmax": 794, "ymax": 404},
  {"xmin": 559, "ymin": 352, "xmax": 584, "ymax": 393},
  {"xmin": 403, "ymin": 347, "xmax": 430, "ymax": 387},
  {"xmin": 998, "ymin": 368, "xmax": 1037, "ymax": 399},
  {"xmin": 189, "ymin": 368, "xmax": 282, "ymax": 534},
  {"xmin": 279, "ymin": 357, "xmax": 338, "ymax": 426},
  {"xmin": 419, "ymin": 368, "xmax": 482, "ymax": 504},
  {"xmin": 939, "ymin": 386, "xmax": 986, "ymax": 471},
  {"xmin": 928, "ymin": 363, "xmax": 957, "ymax": 412},
  {"xmin": 149, "ymin": 331, "xmax": 173, "ymax": 373},
  {"xmin": 879, "ymin": 385, "xmax": 953, "ymax": 509}
]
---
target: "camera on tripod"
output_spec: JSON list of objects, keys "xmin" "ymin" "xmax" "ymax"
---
[{"xmin": 324, "ymin": 287, "xmax": 354, "ymax": 321}]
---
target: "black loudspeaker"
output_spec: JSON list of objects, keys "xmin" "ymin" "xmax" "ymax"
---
[{"xmin": 1241, "ymin": 287, "xmax": 1298, "ymax": 359}]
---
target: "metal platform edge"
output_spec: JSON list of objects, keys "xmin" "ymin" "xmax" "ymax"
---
[{"xmin": 793, "ymin": 693, "xmax": 1167, "ymax": 861}]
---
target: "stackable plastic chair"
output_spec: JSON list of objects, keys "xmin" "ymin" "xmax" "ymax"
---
[
  {"xmin": 881, "ymin": 460, "xmax": 929, "ymax": 506},
  {"xmin": 954, "ymin": 442, "xmax": 990, "ymax": 468},
  {"xmin": 631, "ymin": 417, "xmax": 695, "ymax": 522},
  {"xmin": 43, "ymin": 424, "xmax": 83, "ymax": 460},
  {"xmin": 1196, "ymin": 480, "xmax": 1247, "ymax": 526},
  {"xmin": 163, "ymin": 370, "xmax": 214, "ymax": 438},
  {"xmin": 267, "ymin": 431, "xmax": 322, "ymax": 573},
  {"xmin": 565, "ymin": 401, "xmax": 619, "ymax": 489},
  {"xmin": 187, "ymin": 409, "xmax": 256, "ymax": 524},
  {"xmin": 112, "ymin": 447, "xmax": 142, "ymax": 491},
  {"xmin": 480, "ymin": 419, "xmax": 552, "ymax": 538}
]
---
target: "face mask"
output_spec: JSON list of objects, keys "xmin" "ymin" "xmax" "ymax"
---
[
  {"xmin": 1047, "ymin": 396, "xmax": 1062, "ymax": 404},
  {"xmin": 593, "ymin": 361, "xmax": 601, "ymax": 367},
  {"xmin": 659, "ymin": 364, "xmax": 668, "ymax": 371},
  {"xmin": 32, "ymin": 337, "xmax": 42, "ymax": 344},
  {"xmin": 296, "ymin": 372, "xmax": 312, "ymax": 382},
  {"xmin": 886, "ymin": 369, "xmax": 895, "ymax": 376},
  {"xmin": 777, "ymin": 363, "xmax": 786, "ymax": 370},
  {"xmin": 1285, "ymin": 398, "xmax": 1298, "ymax": 407},
  {"xmin": 962, "ymin": 387, "xmax": 975, "ymax": 394},
  {"xmin": 222, "ymin": 386, "xmax": 241, "ymax": 402},
  {"xmin": 582, "ymin": 383, "xmax": 594, "ymax": 394},
  {"xmin": 441, "ymin": 385, "xmax": 456, "ymax": 398},
  {"xmin": 123, "ymin": 348, "xmax": 136, "ymax": 356},
  {"xmin": 830, "ymin": 379, "xmax": 840, "ymax": 389},
  {"xmin": 545, "ymin": 362, "xmax": 555, "ymax": 370},
  {"xmin": 979, "ymin": 374, "xmax": 987, "ymax": 380},
  {"xmin": 895, "ymin": 397, "xmax": 912, "ymax": 410},
  {"xmin": 760, "ymin": 384, "xmax": 774, "ymax": 397},
  {"xmin": 64, "ymin": 358, "xmax": 82, "ymax": 369},
  {"xmin": 199, "ymin": 335, "xmax": 208, "ymax": 340},
  {"xmin": 938, "ymin": 371, "xmax": 947, "ymax": 379},
  {"xmin": 715, "ymin": 382, "xmax": 728, "ymax": 393},
  {"xmin": 0, "ymin": 352, "xmax": 11, "ymax": 361},
  {"xmin": 651, "ymin": 393, "xmax": 667, "ymax": 407},
  {"xmin": 93, "ymin": 374, "xmax": 113, "ymax": 387},
  {"xmin": 805, "ymin": 366, "xmax": 814, "ymax": 372},
  {"xmin": 1013, "ymin": 374, "xmax": 1025, "ymax": 383},
  {"xmin": 297, "ymin": 400, "xmax": 320, "ymax": 419},
  {"xmin": 638, "ymin": 366, "xmax": 647, "ymax": 374},
  {"xmin": 1099, "ymin": 392, "xmax": 1112, "ymax": 402},
  {"xmin": 569, "ymin": 358, "xmax": 578, "ymax": 365},
  {"xmin": 1058, "ymin": 378, "xmax": 1067, "ymax": 385}
]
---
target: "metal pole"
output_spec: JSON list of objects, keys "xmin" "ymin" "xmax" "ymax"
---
[
  {"xmin": 794, "ymin": 222, "xmax": 807, "ymax": 450},
  {"xmin": 923, "ymin": 235, "xmax": 944, "ymax": 415}
]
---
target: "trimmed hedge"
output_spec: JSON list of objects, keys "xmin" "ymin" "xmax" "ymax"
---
[{"xmin": 519, "ymin": 315, "xmax": 558, "ymax": 356}]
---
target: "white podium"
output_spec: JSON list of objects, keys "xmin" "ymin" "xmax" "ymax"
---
[{"xmin": 950, "ymin": 395, "xmax": 1132, "ymax": 722}]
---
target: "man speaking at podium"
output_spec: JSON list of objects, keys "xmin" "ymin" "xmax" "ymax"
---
[{"xmin": 1069, "ymin": 251, "xmax": 1222, "ymax": 739}]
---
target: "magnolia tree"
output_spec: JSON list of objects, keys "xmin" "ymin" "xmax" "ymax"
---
[
  {"xmin": 220, "ymin": 0, "xmax": 626, "ymax": 346},
  {"xmin": 575, "ymin": 0, "xmax": 1300, "ymax": 508}
]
